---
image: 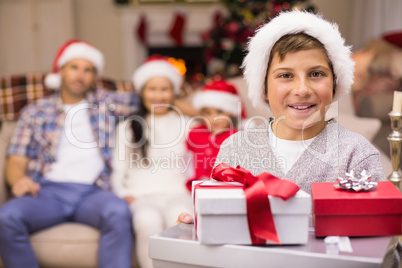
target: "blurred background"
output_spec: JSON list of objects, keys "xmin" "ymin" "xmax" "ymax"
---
[
  {"xmin": 1, "ymin": 0, "xmax": 402, "ymax": 165},
  {"xmin": 1, "ymin": 0, "xmax": 401, "ymax": 80}
]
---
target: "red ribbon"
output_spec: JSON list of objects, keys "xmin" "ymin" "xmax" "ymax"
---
[{"xmin": 211, "ymin": 163, "xmax": 300, "ymax": 244}]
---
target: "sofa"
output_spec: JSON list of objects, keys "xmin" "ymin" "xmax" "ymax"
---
[
  {"xmin": 356, "ymin": 91, "xmax": 394, "ymax": 161},
  {"xmin": 0, "ymin": 73, "xmax": 138, "ymax": 268}
]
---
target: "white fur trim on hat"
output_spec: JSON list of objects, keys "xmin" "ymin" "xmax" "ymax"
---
[
  {"xmin": 57, "ymin": 43, "xmax": 104, "ymax": 75},
  {"xmin": 45, "ymin": 41, "xmax": 104, "ymax": 89},
  {"xmin": 132, "ymin": 60, "xmax": 183, "ymax": 95},
  {"xmin": 192, "ymin": 90, "xmax": 241, "ymax": 116},
  {"xmin": 44, "ymin": 73, "xmax": 62, "ymax": 90},
  {"xmin": 242, "ymin": 11, "xmax": 355, "ymax": 112}
]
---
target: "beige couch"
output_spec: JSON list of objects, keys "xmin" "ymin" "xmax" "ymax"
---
[{"xmin": 0, "ymin": 74, "xmax": 138, "ymax": 268}]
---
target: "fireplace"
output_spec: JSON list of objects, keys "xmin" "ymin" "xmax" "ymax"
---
[
  {"xmin": 148, "ymin": 46, "xmax": 207, "ymax": 82},
  {"xmin": 118, "ymin": 3, "xmax": 227, "ymax": 80}
]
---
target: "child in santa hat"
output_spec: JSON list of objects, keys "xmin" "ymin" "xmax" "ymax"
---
[
  {"xmin": 213, "ymin": 10, "xmax": 385, "ymax": 194},
  {"xmin": 178, "ymin": 10, "xmax": 385, "ymax": 224},
  {"xmin": 185, "ymin": 79, "xmax": 241, "ymax": 191},
  {"xmin": 111, "ymin": 55, "xmax": 193, "ymax": 268}
]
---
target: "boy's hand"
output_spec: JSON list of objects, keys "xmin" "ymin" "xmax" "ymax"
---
[
  {"xmin": 176, "ymin": 212, "xmax": 193, "ymax": 224},
  {"xmin": 12, "ymin": 176, "xmax": 40, "ymax": 197}
]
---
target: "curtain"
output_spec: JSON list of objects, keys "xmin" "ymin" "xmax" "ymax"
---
[{"xmin": 350, "ymin": 0, "xmax": 402, "ymax": 51}]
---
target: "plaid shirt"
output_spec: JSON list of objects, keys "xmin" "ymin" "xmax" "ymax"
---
[{"xmin": 8, "ymin": 88, "xmax": 140, "ymax": 190}]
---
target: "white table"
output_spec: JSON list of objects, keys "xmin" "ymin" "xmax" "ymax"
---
[{"xmin": 150, "ymin": 223, "xmax": 392, "ymax": 268}]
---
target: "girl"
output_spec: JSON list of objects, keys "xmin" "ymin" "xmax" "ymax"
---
[{"xmin": 111, "ymin": 56, "xmax": 193, "ymax": 268}]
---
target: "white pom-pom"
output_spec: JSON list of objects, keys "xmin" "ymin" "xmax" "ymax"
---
[{"xmin": 44, "ymin": 73, "xmax": 61, "ymax": 89}]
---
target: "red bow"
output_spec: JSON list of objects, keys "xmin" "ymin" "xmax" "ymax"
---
[{"xmin": 211, "ymin": 163, "xmax": 300, "ymax": 244}]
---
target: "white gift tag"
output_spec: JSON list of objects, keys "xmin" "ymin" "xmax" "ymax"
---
[
  {"xmin": 324, "ymin": 236, "xmax": 353, "ymax": 254},
  {"xmin": 338, "ymin": 236, "xmax": 353, "ymax": 253}
]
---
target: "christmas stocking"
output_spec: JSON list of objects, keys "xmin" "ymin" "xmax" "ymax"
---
[{"xmin": 169, "ymin": 12, "xmax": 186, "ymax": 46}]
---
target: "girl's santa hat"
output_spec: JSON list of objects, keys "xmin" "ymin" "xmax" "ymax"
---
[
  {"xmin": 45, "ymin": 39, "xmax": 104, "ymax": 89},
  {"xmin": 242, "ymin": 10, "xmax": 355, "ymax": 111},
  {"xmin": 132, "ymin": 55, "xmax": 183, "ymax": 95},
  {"xmin": 192, "ymin": 80, "xmax": 244, "ymax": 117}
]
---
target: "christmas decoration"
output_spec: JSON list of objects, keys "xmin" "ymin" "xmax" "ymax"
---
[
  {"xmin": 334, "ymin": 170, "xmax": 378, "ymax": 192},
  {"xmin": 136, "ymin": 14, "xmax": 147, "ymax": 45},
  {"xmin": 202, "ymin": 0, "xmax": 316, "ymax": 77},
  {"xmin": 169, "ymin": 11, "xmax": 186, "ymax": 46}
]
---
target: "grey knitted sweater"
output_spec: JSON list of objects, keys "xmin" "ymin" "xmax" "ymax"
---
[{"xmin": 214, "ymin": 119, "xmax": 385, "ymax": 194}]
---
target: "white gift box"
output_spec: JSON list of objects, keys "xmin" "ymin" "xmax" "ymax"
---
[{"xmin": 193, "ymin": 181, "xmax": 311, "ymax": 245}]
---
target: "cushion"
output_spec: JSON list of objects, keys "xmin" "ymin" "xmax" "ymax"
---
[
  {"xmin": 28, "ymin": 222, "xmax": 138, "ymax": 268},
  {"xmin": 336, "ymin": 113, "xmax": 381, "ymax": 142},
  {"xmin": 30, "ymin": 223, "xmax": 100, "ymax": 268},
  {"xmin": 356, "ymin": 91, "xmax": 393, "ymax": 121},
  {"xmin": 0, "ymin": 73, "xmax": 134, "ymax": 121},
  {"xmin": 0, "ymin": 73, "xmax": 52, "ymax": 120}
]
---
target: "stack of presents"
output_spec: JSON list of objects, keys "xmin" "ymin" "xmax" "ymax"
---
[{"xmin": 192, "ymin": 163, "xmax": 402, "ymax": 246}]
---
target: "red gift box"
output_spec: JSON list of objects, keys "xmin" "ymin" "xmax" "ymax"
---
[{"xmin": 312, "ymin": 181, "xmax": 402, "ymax": 237}]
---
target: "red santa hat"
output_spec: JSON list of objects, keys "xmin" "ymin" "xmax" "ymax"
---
[
  {"xmin": 132, "ymin": 55, "xmax": 183, "ymax": 95},
  {"xmin": 383, "ymin": 31, "xmax": 402, "ymax": 48},
  {"xmin": 45, "ymin": 39, "xmax": 104, "ymax": 89},
  {"xmin": 192, "ymin": 80, "xmax": 243, "ymax": 116},
  {"xmin": 242, "ymin": 11, "xmax": 355, "ymax": 112}
]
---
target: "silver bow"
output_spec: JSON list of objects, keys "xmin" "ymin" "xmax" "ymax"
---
[{"xmin": 334, "ymin": 170, "xmax": 378, "ymax": 192}]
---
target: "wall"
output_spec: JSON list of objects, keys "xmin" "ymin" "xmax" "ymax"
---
[
  {"xmin": 349, "ymin": 0, "xmax": 402, "ymax": 51},
  {"xmin": 0, "ymin": 0, "xmax": 358, "ymax": 80},
  {"xmin": 73, "ymin": 0, "xmax": 125, "ymax": 80},
  {"xmin": 311, "ymin": 0, "xmax": 355, "ymax": 48},
  {"xmin": 0, "ymin": 0, "xmax": 74, "ymax": 77},
  {"xmin": 73, "ymin": 0, "xmax": 357, "ymax": 80}
]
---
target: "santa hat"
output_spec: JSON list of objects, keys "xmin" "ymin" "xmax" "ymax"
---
[
  {"xmin": 192, "ymin": 80, "xmax": 242, "ymax": 116},
  {"xmin": 132, "ymin": 55, "xmax": 183, "ymax": 95},
  {"xmin": 242, "ymin": 11, "xmax": 355, "ymax": 111},
  {"xmin": 383, "ymin": 31, "xmax": 402, "ymax": 48},
  {"xmin": 45, "ymin": 39, "xmax": 104, "ymax": 89}
]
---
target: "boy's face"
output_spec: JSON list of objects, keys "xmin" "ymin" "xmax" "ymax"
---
[
  {"xmin": 142, "ymin": 77, "xmax": 174, "ymax": 115},
  {"xmin": 201, "ymin": 107, "xmax": 232, "ymax": 134},
  {"xmin": 266, "ymin": 48, "xmax": 334, "ymax": 140},
  {"xmin": 59, "ymin": 58, "xmax": 96, "ymax": 101}
]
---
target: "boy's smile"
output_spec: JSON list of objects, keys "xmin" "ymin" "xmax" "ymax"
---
[{"xmin": 266, "ymin": 48, "xmax": 334, "ymax": 140}]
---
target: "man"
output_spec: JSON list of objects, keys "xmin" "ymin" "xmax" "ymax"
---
[{"xmin": 0, "ymin": 39, "xmax": 138, "ymax": 267}]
